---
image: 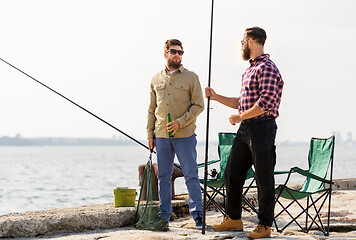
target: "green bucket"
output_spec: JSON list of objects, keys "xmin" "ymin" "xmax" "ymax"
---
[{"xmin": 114, "ymin": 187, "xmax": 137, "ymax": 207}]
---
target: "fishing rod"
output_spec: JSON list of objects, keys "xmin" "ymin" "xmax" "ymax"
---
[
  {"xmin": 202, "ymin": 0, "xmax": 214, "ymax": 234},
  {"xmin": 0, "ymin": 57, "xmax": 151, "ymax": 152}
]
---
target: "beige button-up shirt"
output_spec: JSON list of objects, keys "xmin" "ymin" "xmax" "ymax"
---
[{"xmin": 147, "ymin": 65, "xmax": 204, "ymax": 139}]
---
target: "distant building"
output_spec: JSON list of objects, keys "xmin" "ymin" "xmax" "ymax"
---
[
  {"xmin": 346, "ymin": 132, "xmax": 352, "ymax": 144},
  {"xmin": 332, "ymin": 131, "xmax": 342, "ymax": 145}
]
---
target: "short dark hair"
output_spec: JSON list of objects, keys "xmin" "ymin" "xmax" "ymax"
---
[
  {"xmin": 164, "ymin": 39, "xmax": 183, "ymax": 52},
  {"xmin": 245, "ymin": 27, "xmax": 267, "ymax": 45}
]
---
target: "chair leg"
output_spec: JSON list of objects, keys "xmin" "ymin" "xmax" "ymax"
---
[
  {"xmin": 306, "ymin": 192, "xmax": 330, "ymax": 235},
  {"xmin": 273, "ymin": 188, "xmax": 284, "ymax": 232},
  {"xmin": 327, "ymin": 188, "xmax": 332, "ymax": 236},
  {"xmin": 306, "ymin": 196, "xmax": 309, "ymax": 231},
  {"xmin": 242, "ymin": 195, "xmax": 258, "ymax": 214},
  {"xmin": 206, "ymin": 187, "xmax": 223, "ymax": 206},
  {"xmin": 276, "ymin": 199, "xmax": 306, "ymax": 232},
  {"xmin": 242, "ymin": 179, "xmax": 258, "ymax": 214},
  {"xmin": 201, "ymin": 184, "xmax": 254, "ymax": 216},
  {"xmin": 243, "ymin": 178, "xmax": 255, "ymax": 196},
  {"xmin": 276, "ymin": 190, "xmax": 331, "ymax": 235},
  {"xmin": 201, "ymin": 185, "xmax": 227, "ymax": 216},
  {"xmin": 204, "ymin": 189, "xmax": 226, "ymax": 215},
  {"xmin": 275, "ymin": 188, "xmax": 312, "ymax": 233},
  {"xmin": 305, "ymin": 195, "xmax": 327, "ymax": 234},
  {"xmin": 223, "ymin": 187, "xmax": 225, "ymax": 208}
]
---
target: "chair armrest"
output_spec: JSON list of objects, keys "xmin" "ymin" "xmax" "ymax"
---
[
  {"xmin": 291, "ymin": 167, "xmax": 333, "ymax": 184},
  {"xmin": 197, "ymin": 159, "xmax": 220, "ymax": 168},
  {"xmin": 274, "ymin": 170, "xmax": 289, "ymax": 175}
]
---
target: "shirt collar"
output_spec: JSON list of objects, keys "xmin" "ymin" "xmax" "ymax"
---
[
  {"xmin": 164, "ymin": 65, "xmax": 184, "ymax": 75},
  {"xmin": 249, "ymin": 53, "xmax": 270, "ymax": 66}
]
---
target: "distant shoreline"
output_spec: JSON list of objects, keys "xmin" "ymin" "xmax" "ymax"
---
[
  {"xmin": 0, "ymin": 136, "xmax": 137, "ymax": 146},
  {"xmin": 0, "ymin": 136, "xmax": 219, "ymax": 146},
  {"xmin": 1, "ymin": 136, "xmax": 355, "ymax": 147}
]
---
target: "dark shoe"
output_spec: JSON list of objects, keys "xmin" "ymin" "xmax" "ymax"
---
[
  {"xmin": 194, "ymin": 216, "xmax": 203, "ymax": 229},
  {"xmin": 148, "ymin": 215, "xmax": 169, "ymax": 231}
]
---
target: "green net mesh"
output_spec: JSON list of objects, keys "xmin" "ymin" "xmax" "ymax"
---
[{"xmin": 134, "ymin": 153, "xmax": 168, "ymax": 231}]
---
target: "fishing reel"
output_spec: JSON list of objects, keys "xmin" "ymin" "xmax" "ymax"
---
[{"xmin": 209, "ymin": 168, "xmax": 218, "ymax": 179}]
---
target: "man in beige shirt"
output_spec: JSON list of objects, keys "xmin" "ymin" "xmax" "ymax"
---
[{"xmin": 147, "ymin": 39, "xmax": 204, "ymax": 229}]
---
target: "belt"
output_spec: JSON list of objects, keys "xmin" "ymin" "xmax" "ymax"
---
[{"xmin": 242, "ymin": 116, "xmax": 275, "ymax": 124}]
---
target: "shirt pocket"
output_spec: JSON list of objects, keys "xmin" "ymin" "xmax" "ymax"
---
[
  {"xmin": 173, "ymin": 84, "xmax": 190, "ymax": 101},
  {"xmin": 154, "ymin": 84, "xmax": 166, "ymax": 102}
]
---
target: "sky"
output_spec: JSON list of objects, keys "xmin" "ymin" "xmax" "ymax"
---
[{"xmin": 1, "ymin": 0, "xmax": 355, "ymax": 144}]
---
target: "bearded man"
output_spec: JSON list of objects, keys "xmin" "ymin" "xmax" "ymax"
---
[
  {"xmin": 147, "ymin": 39, "xmax": 204, "ymax": 229},
  {"xmin": 205, "ymin": 27, "xmax": 284, "ymax": 239}
]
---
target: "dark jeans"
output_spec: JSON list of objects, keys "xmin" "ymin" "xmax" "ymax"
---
[{"xmin": 225, "ymin": 118, "xmax": 277, "ymax": 226}]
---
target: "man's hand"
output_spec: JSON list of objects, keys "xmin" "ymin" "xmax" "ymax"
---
[
  {"xmin": 148, "ymin": 138, "xmax": 155, "ymax": 150},
  {"xmin": 205, "ymin": 87, "xmax": 217, "ymax": 100},
  {"xmin": 229, "ymin": 114, "xmax": 243, "ymax": 125},
  {"xmin": 166, "ymin": 120, "xmax": 180, "ymax": 135}
]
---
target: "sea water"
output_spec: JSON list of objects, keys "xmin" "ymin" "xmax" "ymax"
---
[{"xmin": 0, "ymin": 144, "xmax": 354, "ymax": 215}]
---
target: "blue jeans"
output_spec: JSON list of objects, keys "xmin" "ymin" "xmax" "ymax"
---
[{"xmin": 155, "ymin": 134, "xmax": 203, "ymax": 222}]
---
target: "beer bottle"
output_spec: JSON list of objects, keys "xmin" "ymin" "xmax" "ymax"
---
[{"xmin": 167, "ymin": 113, "xmax": 174, "ymax": 137}]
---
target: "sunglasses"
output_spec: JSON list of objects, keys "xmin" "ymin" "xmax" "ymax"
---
[
  {"xmin": 166, "ymin": 49, "xmax": 184, "ymax": 56},
  {"xmin": 241, "ymin": 37, "xmax": 256, "ymax": 45}
]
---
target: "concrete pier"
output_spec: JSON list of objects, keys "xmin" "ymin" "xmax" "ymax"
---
[{"xmin": 0, "ymin": 179, "xmax": 355, "ymax": 239}]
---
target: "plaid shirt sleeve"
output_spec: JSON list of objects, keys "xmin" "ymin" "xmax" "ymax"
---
[{"xmin": 255, "ymin": 63, "xmax": 282, "ymax": 112}]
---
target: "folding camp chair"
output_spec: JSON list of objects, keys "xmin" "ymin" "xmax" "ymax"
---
[
  {"xmin": 274, "ymin": 136, "xmax": 335, "ymax": 236},
  {"xmin": 199, "ymin": 132, "xmax": 258, "ymax": 215}
]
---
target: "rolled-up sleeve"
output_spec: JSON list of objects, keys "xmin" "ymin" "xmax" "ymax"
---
[{"xmin": 256, "ymin": 66, "xmax": 281, "ymax": 112}]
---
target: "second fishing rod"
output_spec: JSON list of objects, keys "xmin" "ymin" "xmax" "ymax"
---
[{"xmin": 0, "ymin": 57, "xmax": 151, "ymax": 152}]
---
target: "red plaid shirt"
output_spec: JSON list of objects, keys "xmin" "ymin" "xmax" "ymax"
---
[{"xmin": 238, "ymin": 54, "xmax": 284, "ymax": 118}]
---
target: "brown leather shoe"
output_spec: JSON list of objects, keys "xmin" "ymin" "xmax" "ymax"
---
[
  {"xmin": 247, "ymin": 224, "xmax": 271, "ymax": 239},
  {"xmin": 213, "ymin": 216, "xmax": 243, "ymax": 231}
]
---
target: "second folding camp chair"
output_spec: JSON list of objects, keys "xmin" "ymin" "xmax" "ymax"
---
[
  {"xmin": 199, "ymin": 132, "xmax": 258, "ymax": 215},
  {"xmin": 273, "ymin": 136, "xmax": 335, "ymax": 236}
]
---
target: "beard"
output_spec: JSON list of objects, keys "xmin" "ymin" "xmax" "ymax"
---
[
  {"xmin": 242, "ymin": 45, "xmax": 251, "ymax": 61},
  {"xmin": 167, "ymin": 57, "xmax": 182, "ymax": 69}
]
